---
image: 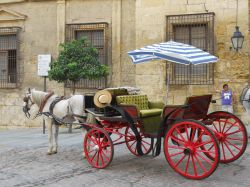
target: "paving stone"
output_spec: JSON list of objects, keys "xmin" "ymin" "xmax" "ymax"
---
[{"xmin": 0, "ymin": 128, "xmax": 249, "ymax": 187}]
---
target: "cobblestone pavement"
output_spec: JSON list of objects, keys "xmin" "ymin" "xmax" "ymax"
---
[{"xmin": 0, "ymin": 127, "xmax": 249, "ymax": 187}]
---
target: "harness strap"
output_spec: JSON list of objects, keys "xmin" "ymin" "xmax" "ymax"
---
[
  {"xmin": 39, "ymin": 91, "xmax": 54, "ymax": 113},
  {"xmin": 49, "ymin": 96, "xmax": 64, "ymax": 114}
]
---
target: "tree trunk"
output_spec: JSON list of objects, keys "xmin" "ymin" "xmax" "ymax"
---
[{"xmin": 72, "ymin": 82, "xmax": 76, "ymax": 95}]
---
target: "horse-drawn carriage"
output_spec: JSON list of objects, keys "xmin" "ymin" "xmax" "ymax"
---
[
  {"xmin": 22, "ymin": 41, "xmax": 248, "ymax": 180},
  {"xmin": 81, "ymin": 89, "xmax": 248, "ymax": 180}
]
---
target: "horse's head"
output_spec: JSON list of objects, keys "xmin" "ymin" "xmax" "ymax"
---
[{"xmin": 23, "ymin": 88, "xmax": 35, "ymax": 118}]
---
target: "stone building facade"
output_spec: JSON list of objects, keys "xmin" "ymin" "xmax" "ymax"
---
[{"xmin": 0, "ymin": 0, "xmax": 249, "ymax": 128}]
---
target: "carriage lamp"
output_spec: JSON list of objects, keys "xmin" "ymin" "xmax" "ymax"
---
[
  {"xmin": 231, "ymin": 26, "xmax": 244, "ymax": 51},
  {"xmin": 231, "ymin": 0, "xmax": 244, "ymax": 51}
]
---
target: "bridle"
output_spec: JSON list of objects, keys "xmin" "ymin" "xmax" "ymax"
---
[{"xmin": 23, "ymin": 88, "xmax": 35, "ymax": 118}]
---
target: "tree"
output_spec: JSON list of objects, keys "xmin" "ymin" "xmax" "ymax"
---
[{"xmin": 48, "ymin": 37, "xmax": 109, "ymax": 94}]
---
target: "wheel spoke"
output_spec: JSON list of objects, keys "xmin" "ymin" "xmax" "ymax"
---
[
  {"xmin": 221, "ymin": 141, "xmax": 226, "ymax": 160},
  {"xmin": 97, "ymin": 132, "xmax": 101, "ymax": 144},
  {"xmin": 195, "ymin": 130, "xmax": 205, "ymax": 144},
  {"xmin": 227, "ymin": 137, "xmax": 243, "ymax": 141},
  {"xmin": 224, "ymin": 122, "xmax": 238, "ymax": 134},
  {"xmin": 212, "ymin": 123, "xmax": 220, "ymax": 133},
  {"xmin": 141, "ymin": 142, "xmax": 149, "ymax": 152},
  {"xmin": 87, "ymin": 149, "xmax": 96, "ymax": 154},
  {"xmin": 223, "ymin": 141, "xmax": 235, "ymax": 157},
  {"xmin": 89, "ymin": 137, "xmax": 98, "ymax": 145},
  {"xmin": 86, "ymin": 143, "xmax": 95, "ymax": 148},
  {"xmin": 193, "ymin": 154, "xmax": 207, "ymax": 173},
  {"xmin": 225, "ymin": 139, "xmax": 241, "ymax": 151},
  {"xmin": 128, "ymin": 140, "xmax": 136, "ymax": 150},
  {"xmin": 190, "ymin": 127, "xmax": 196, "ymax": 142},
  {"xmin": 90, "ymin": 151, "xmax": 98, "ymax": 162},
  {"xmin": 195, "ymin": 140, "xmax": 213, "ymax": 148},
  {"xmin": 175, "ymin": 128, "xmax": 187, "ymax": 142},
  {"xmin": 191, "ymin": 155, "xmax": 198, "ymax": 176},
  {"xmin": 207, "ymin": 144, "xmax": 214, "ymax": 151},
  {"xmin": 169, "ymin": 151, "xmax": 184, "ymax": 157},
  {"xmin": 96, "ymin": 151, "xmax": 100, "ymax": 167},
  {"xmin": 185, "ymin": 125, "xmax": 189, "ymax": 140},
  {"xmin": 196, "ymin": 149, "xmax": 215, "ymax": 155},
  {"xmin": 174, "ymin": 154, "xmax": 186, "ymax": 167},
  {"xmin": 93, "ymin": 133, "xmax": 99, "ymax": 145},
  {"xmin": 101, "ymin": 150, "xmax": 110, "ymax": 162},
  {"xmin": 221, "ymin": 118, "xmax": 229, "ymax": 133},
  {"xmin": 226, "ymin": 129, "xmax": 242, "ymax": 136},
  {"xmin": 141, "ymin": 139, "xmax": 151, "ymax": 146},
  {"xmin": 185, "ymin": 155, "xmax": 191, "ymax": 174},
  {"xmin": 168, "ymin": 145, "xmax": 185, "ymax": 150},
  {"xmin": 196, "ymin": 152, "xmax": 213, "ymax": 165},
  {"xmin": 170, "ymin": 135, "xmax": 185, "ymax": 145},
  {"xmin": 99, "ymin": 151, "xmax": 105, "ymax": 166}
]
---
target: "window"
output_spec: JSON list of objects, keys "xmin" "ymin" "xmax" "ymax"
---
[
  {"xmin": 0, "ymin": 27, "xmax": 20, "ymax": 88},
  {"xmin": 65, "ymin": 23, "xmax": 108, "ymax": 89},
  {"xmin": 166, "ymin": 13, "xmax": 215, "ymax": 85}
]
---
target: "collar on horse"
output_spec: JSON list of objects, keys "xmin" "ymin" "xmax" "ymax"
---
[{"xmin": 39, "ymin": 91, "xmax": 54, "ymax": 113}]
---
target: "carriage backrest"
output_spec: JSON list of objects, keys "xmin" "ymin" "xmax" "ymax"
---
[{"xmin": 183, "ymin": 94, "xmax": 212, "ymax": 120}]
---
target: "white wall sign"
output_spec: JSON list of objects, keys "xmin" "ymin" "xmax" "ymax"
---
[{"xmin": 37, "ymin": 54, "xmax": 51, "ymax": 76}]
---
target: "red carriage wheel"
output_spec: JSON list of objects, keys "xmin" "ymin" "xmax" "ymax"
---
[
  {"xmin": 164, "ymin": 120, "xmax": 220, "ymax": 180},
  {"xmin": 125, "ymin": 126, "xmax": 153, "ymax": 156},
  {"xmin": 84, "ymin": 128, "xmax": 114, "ymax": 169},
  {"xmin": 201, "ymin": 111, "xmax": 248, "ymax": 163}
]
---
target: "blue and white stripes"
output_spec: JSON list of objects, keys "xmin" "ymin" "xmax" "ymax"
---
[{"xmin": 128, "ymin": 41, "xmax": 218, "ymax": 65}]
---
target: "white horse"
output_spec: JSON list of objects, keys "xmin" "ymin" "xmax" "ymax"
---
[
  {"xmin": 240, "ymin": 85, "xmax": 250, "ymax": 116},
  {"xmin": 23, "ymin": 88, "xmax": 87, "ymax": 155}
]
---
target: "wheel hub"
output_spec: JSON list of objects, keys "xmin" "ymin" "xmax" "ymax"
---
[
  {"xmin": 216, "ymin": 132, "xmax": 226, "ymax": 141},
  {"xmin": 184, "ymin": 146, "xmax": 195, "ymax": 155},
  {"xmin": 93, "ymin": 145, "xmax": 100, "ymax": 151}
]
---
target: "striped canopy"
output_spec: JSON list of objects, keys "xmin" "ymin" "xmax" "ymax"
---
[{"xmin": 128, "ymin": 41, "xmax": 218, "ymax": 65}]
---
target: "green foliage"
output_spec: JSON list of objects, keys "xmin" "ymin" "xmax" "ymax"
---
[{"xmin": 48, "ymin": 37, "xmax": 109, "ymax": 85}]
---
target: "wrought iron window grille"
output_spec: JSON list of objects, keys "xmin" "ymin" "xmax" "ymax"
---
[
  {"xmin": 166, "ymin": 13, "xmax": 215, "ymax": 85},
  {"xmin": 65, "ymin": 23, "xmax": 109, "ymax": 89},
  {"xmin": 0, "ymin": 27, "xmax": 21, "ymax": 88}
]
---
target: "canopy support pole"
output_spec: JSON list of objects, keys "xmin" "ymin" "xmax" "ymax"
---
[{"xmin": 165, "ymin": 63, "xmax": 170, "ymax": 104}]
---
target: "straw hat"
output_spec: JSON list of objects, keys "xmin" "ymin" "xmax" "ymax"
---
[{"xmin": 94, "ymin": 90, "xmax": 112, "ymax": 108}]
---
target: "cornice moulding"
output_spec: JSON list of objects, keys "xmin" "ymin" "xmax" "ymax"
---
[{"xmin": 0, "ymin": 8, "xmax": 27, "ymax": 21}]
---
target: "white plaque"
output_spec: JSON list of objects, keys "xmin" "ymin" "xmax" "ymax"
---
[{"xmin": 37, "ymin": 54, "xmax": 51, "ymax": 76}]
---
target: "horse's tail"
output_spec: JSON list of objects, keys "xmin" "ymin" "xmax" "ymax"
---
[{"xmin": 240, "ymin": 85, "xmax": 250, "ymax": 105}]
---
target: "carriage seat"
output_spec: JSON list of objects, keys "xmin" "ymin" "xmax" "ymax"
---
[
  {"xmin": 116, "ymin": 95, "xmax": 164, "ymax": 133},
  {"xmin": 116, "ymin": 95, "xmax": 164, "ymax": 117}
]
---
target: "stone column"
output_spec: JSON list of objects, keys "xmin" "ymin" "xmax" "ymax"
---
[
  {"xmin": 111, "ymin": 0, "xmax": 122, "ymax": 87},
  {"xmin": 56, "ymin": 0, "xmax": 66, "ymax": 54}
]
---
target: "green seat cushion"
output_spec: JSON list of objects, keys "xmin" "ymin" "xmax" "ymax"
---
[
  {"xmin": 116, "ymin": 95, "xmax": 149, "ymax": 110},
  {"xmin": 140, "ymin": 109, "xmax": 162, "ymax": 118}
]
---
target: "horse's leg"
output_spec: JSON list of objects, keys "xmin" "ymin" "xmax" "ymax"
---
[
  {"xmin": 46, "ymin": 118, "xmax": 53, "ymax": 155},
  {"xmin": 68, "ymin": 123, "xmax": 72, "ymax": 133},
  {"xmin": 52, "ymin": 123, "xmax": 59, "ymax": 154}
]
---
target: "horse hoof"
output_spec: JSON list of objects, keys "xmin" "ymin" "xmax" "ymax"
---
[
  {"xmin": 47, "ymin": 152, "xmax": 53, "ymax": 155},
  {"xmin": 52, "ymin": 151, "xmax": 57, "ymax": 154}
]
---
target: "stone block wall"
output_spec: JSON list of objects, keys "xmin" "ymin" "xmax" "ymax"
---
[
  {"xmin": 0, "ymin": 0, "xmax": 249, "ymax": 128},
  {"xmin": 134, "ymin": 0, "xmax": 250, "ymax": 122}
]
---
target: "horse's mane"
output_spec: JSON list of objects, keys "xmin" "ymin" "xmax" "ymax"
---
[{"xmin": 31, "ymin": 90, "xmax": 47, "ymax": 107}]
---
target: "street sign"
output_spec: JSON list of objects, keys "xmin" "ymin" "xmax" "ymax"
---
[{"xmin": 37, "ymin": 54, "xmax": 51, "ymax": 76}]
